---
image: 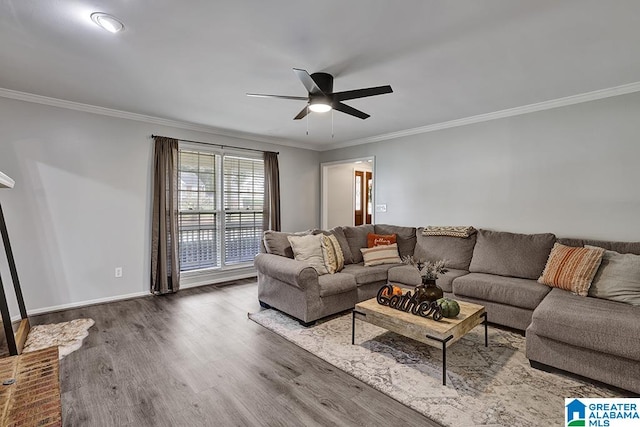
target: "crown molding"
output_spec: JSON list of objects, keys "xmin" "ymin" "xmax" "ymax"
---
[
  {"xmin": 0, "ymin": 87, "xmax": 316, "ymax": 151},
  {"xmin": 4, "ymin": 81, "xmax": 640, "ymax": 154},
  {"xmin": 324, "ymin": 81, "xmax": 640, "ymax": 151}
]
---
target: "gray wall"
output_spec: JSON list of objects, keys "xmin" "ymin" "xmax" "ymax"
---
[
  {"xmin": 0, "ymin": 97, "xmax": 319, "ymax": 313},
  {"xmin": 320, "ymin": 92, "xmax": 640, "ymax": 241}
]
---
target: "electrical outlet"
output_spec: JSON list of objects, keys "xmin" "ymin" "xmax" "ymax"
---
[
  {"xmin": 115, "ymin": 267, "xmax": 123, "ymax": 278},
  {"xmin": 375, "ymin": 204, "xmax": 387, "ymax": 213}
]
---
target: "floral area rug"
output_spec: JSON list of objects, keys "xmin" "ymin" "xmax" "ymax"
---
[
  {"xmin": 249, "ymin": 309, "xmax": 627, "ymax": 427},
  {"xmin": 23, "ymin": 318, "xmax": 94, "ymax": 359}
]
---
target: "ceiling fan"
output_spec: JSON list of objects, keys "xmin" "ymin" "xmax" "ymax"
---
[{"xmin": 247, "ymin": 68, "xmax": 393, "ymax": 120}]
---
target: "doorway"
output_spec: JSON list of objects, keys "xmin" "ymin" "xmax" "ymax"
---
[{"xmin": 321, "ymin": 157, "xmax": 375, "ymax": 230}]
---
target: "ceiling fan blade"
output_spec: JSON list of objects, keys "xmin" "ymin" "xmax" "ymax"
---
[
  {"xmin": 246, "ymin": 93, "xmax": 308, "ymax": 101},
  {"xmin": 334, "ymin": 102, "xmax": 370, "ymax": 120},
  {"xmin": 333, "ymin": 85, "xmax": 393, "ymax": 102},
  {"xmin": 293, "ymin": 68, "xmax": 324, "ymax": 94},
  {"xmin": 293, "ymin": 106, "xmax": 310, "ymax": 120}
]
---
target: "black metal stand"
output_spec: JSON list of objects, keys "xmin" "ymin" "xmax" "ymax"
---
[
  {"xmin": 481, "ymin": 312, "xmax": 488, "ymax": 347},
  {"xmin": 426, "ymin": 334, "xmax": 454, "ymax": 385},
  {"xmin": 0, "ymin": 203, "xmax": 29, "ymax": 355},
  {"xmin": 351, "ymin": 310, "xmax": 364, "ymax": 345}
]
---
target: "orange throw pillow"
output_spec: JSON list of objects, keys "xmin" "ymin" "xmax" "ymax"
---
[
  {"xmin": 538, "ymin": 243, "xmax": 605, "ymax": 296},
  {"xmin": 367, "ymin": 233, "xmax": 396, "ymax": 248}
]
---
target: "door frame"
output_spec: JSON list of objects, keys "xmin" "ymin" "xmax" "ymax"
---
[{"xmin": 320, "ymin": 156, "xmax": 375, "ymax": 230}]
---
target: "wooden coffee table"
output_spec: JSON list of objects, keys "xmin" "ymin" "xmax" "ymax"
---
[{"xmin": 352, "ymin": 297, "xmax": 487, "ymax": 385}]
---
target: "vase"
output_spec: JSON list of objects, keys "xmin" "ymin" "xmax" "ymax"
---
[{"xmin": 414, "ymin": 278, "xmax": 443, "ymax": 303}]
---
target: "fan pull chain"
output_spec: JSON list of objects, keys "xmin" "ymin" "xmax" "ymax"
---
[
  {"xmin": 306, "ymin": 105, "xmax": 309, "ymax": 136},
  {"xmin": 331, "ymin": 109, "xmax": 334, "ymax": 139}
]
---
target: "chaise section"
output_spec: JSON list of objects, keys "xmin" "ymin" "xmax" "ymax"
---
[{"xmin": 527, "ymin": 288, "xmax": 640, "ymax": 393}]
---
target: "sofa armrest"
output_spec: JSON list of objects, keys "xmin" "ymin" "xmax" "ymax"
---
[{"xmin": 254, "ymin": 253, "xmax": 318, "ymax": 290}]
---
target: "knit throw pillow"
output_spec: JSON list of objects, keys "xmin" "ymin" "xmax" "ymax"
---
[
  {"xmin": 360, "ymin": 243, "xmax": 402, "ymax": 267},
  {"xmin": 538, "ymin": 243, "xmax": 605, "ymax": 296},
  {"xmin": 321, "ymin": 234, "xmax": 345, "ymax": 274}
]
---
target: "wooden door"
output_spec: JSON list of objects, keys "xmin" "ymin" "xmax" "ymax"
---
[
  {"xmin": 354, "ymin": 170, "xmax": 373, "ymax": 226},
  {"xmin": 354, "ymin": 171, "xmax": 364, "ymax": 226}
]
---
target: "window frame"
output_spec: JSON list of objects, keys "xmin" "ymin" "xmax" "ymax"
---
[{"xmin": 177, "ymin": 142, "xmax": 263, "ymax": 273}]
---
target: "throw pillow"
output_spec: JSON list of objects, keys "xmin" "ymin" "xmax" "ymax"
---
[
  {"xmin": 321, "ymin": 234, "xmax": 345, "ymax": 274},
  {"xmin": 287, "ymin": 234, "xmax": 329, "ymax": 275},
  {"xmin": 360, "ymin": 243, "xmax": 402, "ymax": 267},
  {"xmin": 586, "ymin": 246, "xmax": 640, "ymax": 306},
  {"xmin": 538, "ymin": 243, "xmax": 605, "ymax": 296},
  {"xmin": 367, "ymin": 233, "xmax": 397, "ymax": 248}
]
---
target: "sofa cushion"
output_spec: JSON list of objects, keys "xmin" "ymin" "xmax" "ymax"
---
[
  {"xmin": 387, "ymin": 266, "xmax": 468, "ymax": 292},
  {"xmin": 453, "ymin": 272, "xmax": 551, "ymax": 310},
  {"xmin": 469, "ymin": 229, "xmax": 556, "ymax": 279},
  {"xmin": 538, "ymin": 243, "xmax": 604, "ymax": 296},
  {"xmin": 341, "ymin": 263, "xmax": 400, "ymax": 285},
  {"xmin": 436, "ymin": 269, "xmax": 470, "ymax": 293},
  {"xmin": 415, "ymin": 229, "xmax": 477, "ymax": 270},
  {"xmin": 318, "ymin": 273, "xmax": 357, "ymax": 297},
  {"xmin": 388, "ymin": 265, "xmax": 421, "ymax": 286},
  {"xmin": 529, "ymin": 288, "xmax": 640, "ymax": 362},
  {"xmin": 558, "ymin": 238, "xmax": 640, "ymax": 256},
  {"xmin": 263, "ymin": 230, "xmax": 312, "ymax": 258},
  {"xmin": 343, "ymin": 225, "xmax": 375, "ymax": 264},
  {"xmin": 314, "ymin": 227, "xmax": 354, "ymax": 265},
  {"xmin": 287, "ymin": 234, "xmax": 328, "ymax": 275},
  {"xmin": 374, "ymin": 224, "xmax": 417, "ymax": 259},
  {"xmin": 361, "ymin": 243, "xmax": 402, "ymax": 267},
  {"xmin": 587, "ymin": 247, "xmax": 640, "ymax": 306}
]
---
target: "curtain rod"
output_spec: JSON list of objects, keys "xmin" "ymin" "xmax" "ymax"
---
[{"xmin": 151, "ymin": 134, "xmax": 279, "ymax": 155}]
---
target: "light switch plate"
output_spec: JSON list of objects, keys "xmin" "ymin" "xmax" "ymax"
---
[{"xmin": 375, "ymin": 204, "xmax": 387, "ymax": 213}]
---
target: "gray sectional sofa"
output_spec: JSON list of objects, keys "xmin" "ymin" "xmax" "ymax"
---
[{"xmin": 254, "ymin": 224, "xmax": 640, "ymax": 393}]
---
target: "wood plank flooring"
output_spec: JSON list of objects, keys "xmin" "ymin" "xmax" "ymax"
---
[{"xmin": 31, "ymin": 280, "xmax": 439, "ymax": 427}]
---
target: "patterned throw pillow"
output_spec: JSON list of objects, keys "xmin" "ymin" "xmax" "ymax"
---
[
  {"xmin": 321, "ymin": 234, "xmax": 345, "ymax": 274},
  {"xmin": 538, "ymin": 243, "xmax": 605, "ymax": 296},
  {"xmin": 360, "ymin": 243, "xmax": 402, "ymax": 267},
  {"xmin": 367, "ymin": 233, "xmax": 397, "ymax": 248},
  {"xmin": 287, "ymin": 234, "xmax": 329, "ymax": 275}
]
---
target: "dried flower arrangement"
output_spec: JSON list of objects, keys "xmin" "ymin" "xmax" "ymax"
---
[{"xmin": 402, "ymin": 255, "xmax": 449, "ymax": 280}]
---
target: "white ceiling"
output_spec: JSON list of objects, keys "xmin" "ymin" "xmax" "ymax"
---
[{"xmin": 1, "ymin": 1, "xmax": 640, "ymax": 150}]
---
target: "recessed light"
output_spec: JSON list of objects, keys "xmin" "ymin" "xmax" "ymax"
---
[{"xmin": 91, "ymin": 12, "xmax": 125, "ymax": 34}]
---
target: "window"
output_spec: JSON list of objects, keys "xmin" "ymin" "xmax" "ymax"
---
[{"xmin": 178, "ymin": 148, "xmax": 263, "ymax": 272}]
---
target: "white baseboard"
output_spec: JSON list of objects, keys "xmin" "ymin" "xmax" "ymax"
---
[
  {"xmin": 27, "ymin": 291, "xmax": 149, "ymax": 316},
  {"xmin": 25, "ymin": 272, "xmax": 257, "ymax": 317}
]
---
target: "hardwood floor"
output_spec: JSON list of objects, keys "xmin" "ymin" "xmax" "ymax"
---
[{"xmin": 32, "ymin": 280, "xmax": 439, "ymax": 427}]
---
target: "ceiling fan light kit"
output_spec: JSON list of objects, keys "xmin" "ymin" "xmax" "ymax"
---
[{"xmin": 247, "ymin": 68, "xmax": 393, "ymax": 122}]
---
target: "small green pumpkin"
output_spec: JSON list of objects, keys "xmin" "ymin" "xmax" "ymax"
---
[{"xmin": 437, "ymin": 298, "xmax": 460, "ymax": 318}]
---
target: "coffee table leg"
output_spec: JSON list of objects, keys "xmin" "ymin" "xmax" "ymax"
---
[
  {"xmin": 351, "ymin": 311, "xmax": 356, "ymax": 345},
  {"xmin": 481, "ymin": 312, "xmax": 488, "ymax": 347},
  {"xmin": 427, "ymin": 334, "xmax": 454, "ymax": 385}
]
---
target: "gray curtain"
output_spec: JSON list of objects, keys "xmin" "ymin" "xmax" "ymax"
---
[
  {"xmin": 263, "ymin": 151, "xmax": 281, "ymax": 231},
  {"xmin": 151, "ymin": 136, "xmax": 180, "ymax": 294}
]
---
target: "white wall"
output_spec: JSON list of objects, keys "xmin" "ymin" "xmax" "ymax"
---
[
  {"xmin": 0, "ymin": 97, "xmax": 319, "ymax": 313},
  {"xmin": 325, "ymin": 163, "xmax": 354, "ymax": 229},
  {"xmin": 320, "ymin": 92, "xmax": 640, "ymax": 241}
]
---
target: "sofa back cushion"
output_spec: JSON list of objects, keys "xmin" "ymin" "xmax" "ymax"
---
[
  {"xmin": 343, "ymin": 224, "xmax": 375, "ymax": 264},
  {"xmin": 586, "ymin": 246, "xmax": 640, "ymax": 306},
  {"xmin": 263, "ymin": 230, "xmax": 312, "ymax": 258},
  {"xmin": 414, "ymin": 229, "xmax": 477, "ymax": 270},
  {"xmin": 558, "ymin": 238, "xmax": 640, "ymax": 255},
  {"xmin": 373, "ymin": 224, "xmax": 417, "ymax": 259},
  {"xmin": 469, "ymin": 229, "xmax": 556, "ymax": 279}
]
